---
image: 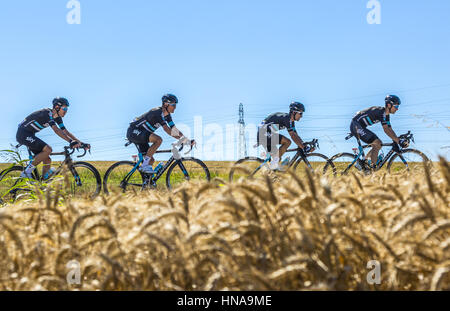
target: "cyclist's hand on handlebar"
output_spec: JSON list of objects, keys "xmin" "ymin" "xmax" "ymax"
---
[
  {"xmin": 82, "ymin": 143, "xmax": 91, "ymax": 150},
  {"xmin": 70, "ymin": 140, "xmax": 81, "ymax": 149},
  {"xmin": 399, "ymin": 138, "xmax": 409, "ymax": 148},
  {"xmin": 303, "ymin": 145, "xmax": 313, "ymax": 153}
]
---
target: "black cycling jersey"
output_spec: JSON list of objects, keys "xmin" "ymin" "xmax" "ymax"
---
[
  {"xmin": 261, "ymin": 112, "xmax": 296, "ymax": 133},
  {"xmin": 352, "ymin": 106, "xmax": 391, "ymax": 128},
  {"xmin": 18, "ymin": 108, "xmax": 66, "ymax": 133},
  {"xmin": 129, "ymin": 107, "xmax": 175, "ymax": 133}
]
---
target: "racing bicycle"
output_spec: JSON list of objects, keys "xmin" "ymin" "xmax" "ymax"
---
[
  {"xmin": 323, "ymin": 131, "xmax": 431, "ymax": 176},
  {"xmin": 228, "ymin": 139, "xmax": 336, "ymax": 182},
  {"xmin": 0, "ymin": 144, "xmax": 102, "ymax": 203},
  {"xmin": 103, "ymin": 139, "xmax": 210, "ymax": 194}
]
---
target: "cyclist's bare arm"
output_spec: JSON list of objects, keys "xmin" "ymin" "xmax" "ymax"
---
[
  {"xmin": 63, "ymin": 129, "xmax": 81, "ymax": 143},
  {"xmin": 383, "ymin": 124, "xmax": 400, "ymax": 144},
  {"xmin": 163, "ymin": 124, "xmax": 184, "ymax": 139},
  {"xmin": 163, "ymin": 125, "xmax": 195, "ymax": 146},
  {"xmin": 289, "ymin": 131, "xmax": 305, "ymax": 149},
  {"xmin": 51, "ymin": 125, "xmax": 72, "ymax": 143}
]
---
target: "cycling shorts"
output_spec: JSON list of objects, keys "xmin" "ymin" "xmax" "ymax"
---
[
  {"xmin": 256, "ymin": 126, "xmax": 286, "ymax": 153},
  {"xmin": 16, "ymin": 128, "xmax": 47, "ymax": 155},
  {"xmin": 127, "ymin": 127, "xmax": 151, "ymax": 154},
  {"xmin": 350, "ymin": 121, "xmax": 379, "ymax": 144}
]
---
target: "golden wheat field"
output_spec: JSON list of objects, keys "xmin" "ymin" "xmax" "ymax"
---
[{"xmin": 0, "ymin": 158, "xmax": 449, "ymax": 291}]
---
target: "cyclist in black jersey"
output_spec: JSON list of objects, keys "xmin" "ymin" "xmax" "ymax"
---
[
  {"xmin": 126, "ymin": 94, "xmax": 195, "ymax": 174},
  {"xmin": 16, "ymin": 97, "xmax": 90, "ymax": 178},
  {"xmin": 257, "ymin": 101, "xmax": 313, "ymax": 170},
  {"xmin": 350, "ymin": 95, "xmax": 405, "ymax": 168}
]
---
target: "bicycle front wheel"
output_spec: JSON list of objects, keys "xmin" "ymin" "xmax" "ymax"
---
[
  {"xmin": 294, "ymin": 153, "xmax": 336, "ymax": 177},
  {"xmin": 228, "ymin": 157, "xmax": 267, "ymax": 182},
  {"xmin": 166, "ymin": 158, "xmax": 210, "ymax": 189},
  {"xmin": 387, "ymin": 149, "xmax": 431, "ymax": 175},
  {"xmin": 103, "ymin": 161, "xmax": 144, "ymax": 195},
  {"xmin": 326, "ymin": 152, "xmax": 362, "ymax": 176},
  {"xmin": 68, "ymin": 162, "xmax": 102, "ymax": 198}
]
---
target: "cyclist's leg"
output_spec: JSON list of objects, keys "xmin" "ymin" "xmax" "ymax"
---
[
  {"xmin": 278, "ymin": 135, "xmax": 291, "ymax": 159},
  {"xmin": 146, "ymin": 134, "xmax": 162, "ymax": 167},
  {"xmin": 358, "ymin": 129, "xmax": 380, "ymax": 166},
  {"xmin": 17, "ymin": 128, "xmax": 50, "ymax": 173},
  {"xmin": 367, "ymin": 138, "xmax": 382, "ymax": 166},
  {"xmin": 29, "ymin": 139, "xmax": 50, "ymax": 168},
  {"xmin": 268, "ymin": 132, "xmax": 282, "ymax": 169},
  {"xmin": 41, "ymin": 153, "xmax": 52, "ymax": 178},
  {"xmin": 257, "ymin": 126, "xmax": 272, "ymax": 157},
  {"xmin": 127, "ymin": 127, "xmax": 151, "ymax": 164}
]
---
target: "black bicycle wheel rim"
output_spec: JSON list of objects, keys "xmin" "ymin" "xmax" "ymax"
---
[
  {"xmin": 387, "ymin": 149, "xmax": 431, "ymax": 175},
  {"xmin": 166, "ymin": 158, "xmax": 210, "ymax": 189},
  {"xmin": 328, "ymin": 153, "xmax": 362, "ymax": 176},
  {"xmin": 70, "ymin": 162, "xmax": 102, "ymax": 198},
  {"xmin": 228, "ymin": 157, "xmax": 265, "ymax": 182},
  {"xmin": 0, "ymin": 166, "xmax": 28, "ymax": 203},
  {"xmin": 294, "ymin": 153, "xmax": 336, "ymax": 177},
  {"xmin": 103, "ymin": 161, "xmax": 144, "ymax": 195}
]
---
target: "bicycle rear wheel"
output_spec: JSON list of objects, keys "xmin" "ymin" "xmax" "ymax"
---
[
  {"xmin": 387, "ymin": 149, "xmax": 431, "ymax": 175},
  {"xmin": 228, "ymin": 157, "xmax": 267, "ymax": 182},
  {"xmin": 68, "ymin": 162, "xmax": 102, "ymax": 198},
  {"xmin": 326, "ymin": 153, "xmax": 363, "ymax": 176},
  {"xmin": 294, "ymin": 153, "xmax": 336, "ymax": 177},
  {"xmin": 0, "ymin": 166, "xmax": 32, "ymax": 203},
  {"xmin": 166, "ymin": 158, "xmax": 210, "ymax": 189},
  {"xmin": 103, "ymin": 161, "xmax": 144, "ymax": 195}
]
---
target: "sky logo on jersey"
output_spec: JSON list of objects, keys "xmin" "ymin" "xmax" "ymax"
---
[
  {"xmin": 26, "ymin": 136, "xmax": 35, "ymax": 143},
  {"xmin": 133, "ymin": 129, "xmax": 142, "ymax": 136},
  {"xmin": 356, "ymin": 128, "xmax": 366, "ymax": 136}
]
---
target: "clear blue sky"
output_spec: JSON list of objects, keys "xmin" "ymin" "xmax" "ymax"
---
[{"xmin": 0, "ymin": 0, "xmax": 449, "ymax": 161}]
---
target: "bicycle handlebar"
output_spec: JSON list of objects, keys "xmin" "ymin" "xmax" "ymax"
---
[
  {"xmin": 182, "ymin": 140, "xmax": 195, "ymax": 153},
  {"xmin": 287, "ymin": 139, "xmax": 320, "ymax": 153},
  {"xmin": 304, "ymin": 139, "xmax": 319, "ymax": 150},
  {"xmin": 399, "ymin": 131, "xmax": 414, "ymax": 143},
  {"xmin": 361, "ymin": 131, "xmax": 414, "ymax": 149},
  {"xmin": 61, "ymin": 143, "xmax": 90, "ymax": 158}
]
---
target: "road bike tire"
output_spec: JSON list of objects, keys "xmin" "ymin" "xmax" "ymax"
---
[
  {"xmin": 324, "ymin": 152, "xmax": 362, "ymax": 176},
  {"xmin": 387, "ymin": 148, "xmax": 431, "ymax": 174},
  {"xmin": 166, "ymin": 157, "xmax": 211, "ymax": 189},
  {"xmin": 0, "ymin": 165, "xmax": 34, "ymax": 203},
  {"xmin": 294, "ymin": 152, "xmax": 337, "ymax": 177},
  {"xmin": 103, "ymin": 161, "xmax": 144, "ymax": 195},
  {"xmin": 228, "ymin": 157, "xmax": 265, "ymax": 182},
  {"xmin": 70, "ymin": 161, "xmax": 102, "ymax": 198}
]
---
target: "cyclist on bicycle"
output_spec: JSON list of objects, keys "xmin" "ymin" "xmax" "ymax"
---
[
  {"xmin": 126, "ymin": 94, "xmax": 195, "ymax": 174},
  {"xmin": 350, "ymin": 95, "xmax": 408, "ymax": 169},
  {"xmin": 16, "ymin": 97, "xmax": 90, "ymax": 179},
  {"xmin": 256, "ymin": 101, "xmax": 313, "ymax": 170}
]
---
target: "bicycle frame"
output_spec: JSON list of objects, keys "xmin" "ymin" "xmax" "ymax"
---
[
  {"xmin": 123, "ymin": 146, "xmax": 190, "ymax": 189},
  {"xmin": 345, "ymin": 140, "xmax": 406, "ymax": 173},
  {"xmin": 247, "ymin": 147, "xmax": 311, "ymax": 177},
  {"xmin": 24, "ymin": 147, "xmax": 85, "ymax": 184}
]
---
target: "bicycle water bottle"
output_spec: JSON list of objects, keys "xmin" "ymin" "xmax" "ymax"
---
[
  {"xmin": 281, "ymin": 157, "xmax": 290, "ymax": 167},
  {"xmin": 154, "ymin": 163, "xmax": 164, "ymax": 174},
  {"xmin": 43, "ymin": 168, "xmax": 55, "ymax": 181},
  {"xmin": 377, "ymin": 152, "xmax": 384, "ymax": 167}
]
